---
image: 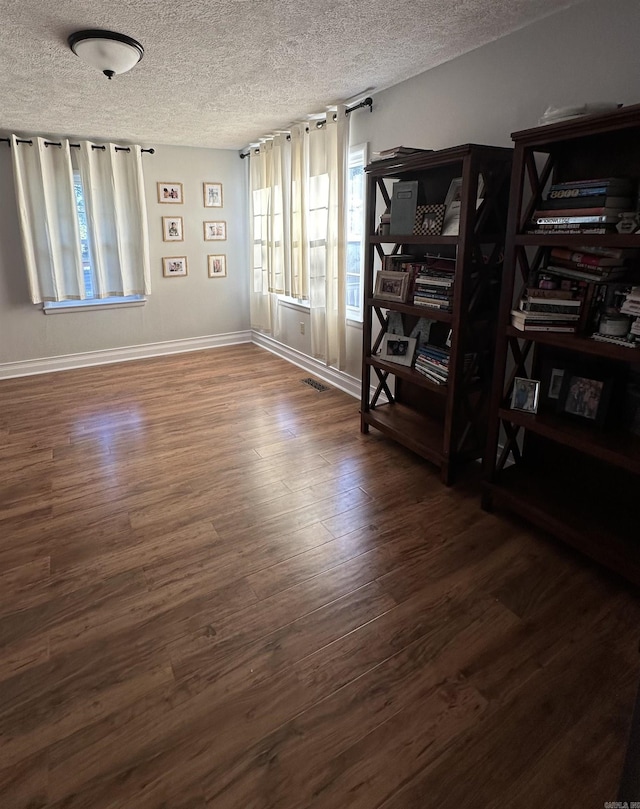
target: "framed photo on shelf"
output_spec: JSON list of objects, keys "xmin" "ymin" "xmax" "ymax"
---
[
  {"xmin": 157, "ymin": 182, "xmax": 183, "ymax": 204},
  {"xmin": 510, "ymin": 377, "xmax": 540, "ymax": 413},
  {"xmin": 208, "ymin": 254, "xmax": 227, "ymax": 278},
  {"xmin": 547, "ymin": 368, "xmax": 565, "ymax": 400},
  {"xmin": 162, "ymin": 216, "xmax": 183, "ymax": 242},
  {"xmin": 162, "ymin": 256, "xmax": 188, "ymax": 277},
  {"xmin": 378, "ymin": 334, "xmax": 416, "ymax": 367},
  {"xmin": 203, "ymin": 182, "xmax": 223, "ymax": 208},
  {"xmin": 557, "ymin": 370, "xmax": 613, "ymax": 425},
  {"xmin": 413, "ymin": 204, "xmax": 445, "ymax": 236},
  {"xmin": 203, "ymin": 221, "xmax": 227, "ymax": 241},
  {"xmin": 373, "ymin": 270, "xmax": 409, "ymax": 303}
]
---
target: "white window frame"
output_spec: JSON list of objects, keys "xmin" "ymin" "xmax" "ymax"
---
[
  {"xmin": 42, "ymin": 169, "xmax": 146, "ymax": 314},
  {"xmin": 345, "ymin": 142, "xmax": 368, "ymax": 322}
]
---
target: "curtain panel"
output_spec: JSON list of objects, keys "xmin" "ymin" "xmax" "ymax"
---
[
  {"xmin": 11, "ymin": 135, "xmax": 150, "ymax": 304},
  {"xmin": 249, "ymin": 108, "xmax": 350, "ymax": 369}
]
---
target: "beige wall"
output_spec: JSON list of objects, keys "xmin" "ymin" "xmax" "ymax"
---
[{"xmin": 0, "ymin": 142, "xmax": 249, "ymax": 367}]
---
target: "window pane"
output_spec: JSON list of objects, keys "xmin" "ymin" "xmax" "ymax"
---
[
  {"xmin": 73, "ymin": 173, "xmax": 94, "ymax": 299},
  {"xmin": 346, "ymin": 146, "xmax": 366, "ymax": 316}
]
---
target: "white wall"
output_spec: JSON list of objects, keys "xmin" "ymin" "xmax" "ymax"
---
[
  {"xmin": 0, "ymin": 141, "xmax": 249, "ymax": 367},
  {"xmin": 351, "ymin": 0, "xmax": 640, "ymax": 153}
]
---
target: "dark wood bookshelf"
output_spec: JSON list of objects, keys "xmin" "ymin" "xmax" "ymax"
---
[
  {"xmin": 484, "ymin": 102, "xmax": 640, "ymax": 586},
  {"xmin": 360, "ymin": 143, "xmax": 512, "ymax": 484}
]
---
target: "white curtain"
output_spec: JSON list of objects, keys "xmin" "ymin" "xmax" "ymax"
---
[
  {"xmin": 11, "ymin": 134, "xmax": 150, "ymax": 303},
  {"xmin": 249, "ymin": 108, "xmax": 350, "ymax": 369},
  {"xmin": 11, "ymin": 135, "xmax": 84, "ymax": 303},
  {"xmin": 308, "ymin": 106, "xmax": 348, "ymax": 369},
  {"xmin": 78, "ymin": 141, "xmax": 151, "ymax": 298}
]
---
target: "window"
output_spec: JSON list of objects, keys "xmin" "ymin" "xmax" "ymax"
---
[
  {"xmin": 346, "ymin": 143, "xmax": 367, "ymax": 320},
  {"xmin": 43, "ymin": 171, "xmax": 145, "ymax": 313}
]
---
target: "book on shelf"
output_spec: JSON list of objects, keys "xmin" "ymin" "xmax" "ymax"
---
[
  {"xmin": 532, "ymin": 205, "xmax": 629, "ymax": 219},
  {"xmin": 537, "ymin": 195, "xmax": 633, "ymax": 210},
  {"xmin": 525, "ymin": 287, "xmax": 576, "ymax": 300},
  {"xmin": 544, "ymin": 264, "xmax": 628, "ymax": 283},
  {"xmin": 527, "ymin": 226, "xmax": 615, "ymax": 235},
  {"xmin": 549, "ymin": 177, "xmax": 634, "ymax": 193},
  {"xmin": 510, "ymin": 320, "xmax": 577, "ymax": 333},
  {"xmin": 519, "ymin": 300, "xmax": 582, "ymax": 315},
  {"xmin": 533, "ymin": 214, "xmax": 622, "ymax": 225},
  {"xmin": 549, "ymin": 248, "xmax": 625, "ymax": 269},
  {"xmin": 511, "ymin": 309, "xmax": 580, "ymax": 322}
]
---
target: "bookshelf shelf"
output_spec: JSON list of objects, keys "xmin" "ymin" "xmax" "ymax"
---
[
  {"xmin": 483, "ymin": 465, "xmax": 640, "ymax": 585},
  {"xmin": 505, "ymin": 326, "xmax": 640, "ymax": 362},
  {"xmin": 497, "ymin": 407, "xmax": 640, "ymax": 475},
  {"xmin": 368, "ymin": 356, "xmax": 449, "ymax": 396},
  {"xmin": 360, "ymin": 143, "xmax": 512, "ymax": 484},
  {"xmin": 484, "ymin": 103, "xmax": 640, "ymax": 585}
]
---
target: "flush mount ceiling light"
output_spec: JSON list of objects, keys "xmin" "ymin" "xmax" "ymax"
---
[{"xmin": 68, "ymin": 29, "xmax": 144, "ymax": 80}]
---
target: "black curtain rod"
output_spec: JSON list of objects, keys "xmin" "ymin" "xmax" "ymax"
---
[
  {"xmin": 0, "ymin": 137, "xmax": 155, "ymax": 154},
  {"xmin": 239, "ymin": 96, "xmax": 373, "ymax": 159}
]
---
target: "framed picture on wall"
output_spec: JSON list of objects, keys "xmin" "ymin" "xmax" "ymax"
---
[
  {"xmin": 157, "ymin": 182, "xmax": 183, "ymax": 204},
  {"xmin": 208, "ymin": 254, "xmax": 227, "ymax": 278},
  {"xmin": 162, "ymin": 216, "xmax": 183, "ymax": 242},
  {"xmin": 203, "ymin": 182, "xmax": 223, "ymax": 207},
  {"xmin": 203, "ymin": 221, "xmax": 227, "ymax": 241},
  {"xmin": 162, "ymin": 256, "xmax": 188, "ymax": 277}
]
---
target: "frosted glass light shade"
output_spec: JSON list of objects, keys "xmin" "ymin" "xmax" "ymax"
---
[{"xmin": 68, "ymin": 30, "xmax": 144, "ymax": 79}]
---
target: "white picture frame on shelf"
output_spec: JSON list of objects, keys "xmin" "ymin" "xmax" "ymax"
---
[{"xmin": 378, "ymin": 334, "xmax": 416, "ymax": 367}]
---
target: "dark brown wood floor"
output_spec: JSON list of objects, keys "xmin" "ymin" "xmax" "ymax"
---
[{"xmin": 0, "ymin": 343, "xmax": 638, "ymax": 809}]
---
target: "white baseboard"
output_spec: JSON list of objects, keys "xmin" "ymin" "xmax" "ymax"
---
[
  {"xmin": 0, "ymin": 331, "xmax": 252, "ymax": 379},
  {"xmin": 251, "ymin": 331, "xmax": 361, "ymax": 399}
]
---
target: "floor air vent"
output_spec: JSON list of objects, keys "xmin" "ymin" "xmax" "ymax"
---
[{"xmin": 301, "ymin": 377, "xmax": 329, "ymax": 392}]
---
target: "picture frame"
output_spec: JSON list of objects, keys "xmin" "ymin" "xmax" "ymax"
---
[
  {"xmin": 157, "ymin": 182, "xmax": 183, "ymax": 204},
  {"xmin": 203, "ymin": 182, "xmax": 223, "ymax": 208},
  {"xmin": 208, "ymin": 254, "xmax": 227, "ymax": 278},
  {"xmin": 547, "ymin": 368, "xmax": 565, "ymax": 400},
  {"xmin": 510, "ymin": 377, "xmax": 540, "ymax": 413},
  {"xmin": 557, "ymin": 370, "xmax": 613, "ymax": 425},
  {"xmin": 378, "ymin": 334, "xmax": 417, "ymax": 367},
  {"xmin": 373, "ymin": 270, "xmax": 409, "ymax": 303},
  {"xmin": 441, "ymin": 174, "xmax": 485, "ymax": 235},
  {"xmin": 162, "ymin": 216, "xmax": 184, "ymax": 242},
  {"xmin": 413, "ymin": 204, "xmax": 445, "ymax": 236},
  {"xmin": 203, "ymin": 221, "xmax": 227, "ymax": 241},
  {"xmin": 162, "ymin": 256, "xmax": 188, "ymax": 277}
]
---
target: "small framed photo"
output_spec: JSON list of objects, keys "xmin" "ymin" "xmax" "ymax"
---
[
  {"xmin": 373, "ymin": 270, "xmax": 409, "ymax": 303},
  {"xmin": 208, "ymin": 254, "xmax": 227, "ymax": 278},
  {"xmin": 203, "ymin": 221, "xmax": 227, "ymax": 241},
  {"xmin": 510, "ymin": 377, "xmax": 540, "ymax": 413},
  {"xmin": 203, "ymin": 182, "xmax": 223, "ymax": 208},
  {"xmin": 162, "ymin": 216, "xmax": 183, "ymax": 242},
  {"xmin": 162, "ymin": 256, "xmax": 188, "ymax": 277},
  {"xmin": 558, "ymin": 371, "xmax": 612, "ymax": 425},
  {"xmin": 413, "ymin": 204, "xmax": 445, "ymax": 236},
  {"xmin": 157, "ymin": 182, "xmax": 183, "ymax": 204},
  {"xmin": 547, "ymin": 368, "xmax": 565, "ymax": 400},
  {"xmin": 379, "ymin": 334, "xmax": 417, "ymax": 367}
]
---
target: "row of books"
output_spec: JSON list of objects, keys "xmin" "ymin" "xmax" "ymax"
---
[
  {"xmin": 527, "ymin": 177, "xmax": 636, "ymax": 234},
  {"xmin": 511, "ymin": 285, "xmax": 583, "ymax": 333},
  {"xmin": 411, "ymin": 256, "xmax": 456, "ymax": 311},
  {"xmin": 414, "ymin": 345, "xmax": 474, "ymax": 385}
]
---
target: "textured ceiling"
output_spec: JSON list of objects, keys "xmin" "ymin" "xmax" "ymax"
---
[{"xmin": 0, "ymin": 0, "xmax": 586, "ymax": 150}]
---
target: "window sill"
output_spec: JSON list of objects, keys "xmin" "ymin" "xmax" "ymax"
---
[
  {"xmin": 277, "ymin": 297, "xmax": 310, "ymax": 314},
  {"xmin": 43, "ymin": 297, "xmax": 147, "ymax": 315}
]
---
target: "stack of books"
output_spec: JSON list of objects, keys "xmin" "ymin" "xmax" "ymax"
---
[
  {"xmin": 527, "ymin": 177, "xmax": 635, "ymax": 234},
  {"xmin": 511, "ymin": 286, "xmax": 583, "ymax": 333},
  {"xmin": 370, "ymin": 146, "xmax": 430, "ymax": 162},
  {"xmin": 414, "ymin": 345, "xmax": 474, "ymax": 385},
  {"xmin": 543, "ymin": 246, "xmax": 630, "ymax": 283},
  {"xmin": 620, "ymin": 286, "xmax": 640, "ymax": 319},
  {"xmin": 412, "ymin": 256, "xmax": 456, "ymax": 311}
]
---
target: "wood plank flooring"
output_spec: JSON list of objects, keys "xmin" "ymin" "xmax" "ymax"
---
[{"xmin": 0, "ymin": 343, "xmax": 638, "ymax": 809}]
